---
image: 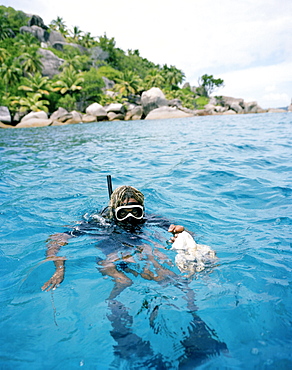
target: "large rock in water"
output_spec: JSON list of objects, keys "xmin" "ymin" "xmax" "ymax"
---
[
  {"xmin": 21, "ymin": 111, "xmax": 48, "ymax": 122},
  {"xmin": 86, "ymin": 103, "xmax": 107, "ymax": 120},
  {"xmin": 125, "ymin": 105, "xmax": 143, "ymax": 121},
  {"xmin": 38, "ymin": 48, "xmax": 64, "ymax": 78},
  {"xmin": 16, "ymin": 119, "xmax": 52, "ymax": 128},
  {"xmin": 145, "ymin": 106, "xmax": 193, "ymax": 120},
  {"xmin": 0, "ymin": 106, "xmax": 11, "ymax": 124},
  {"xmin": 50, "ymin": 107, "xmax": 69, "ymax": 121},
  {"xmin": 243, "ymin": 101, "xmax": 262, "ymax": 113},
  {"xmin": 141, "ymin": 87, "xmax": 168, "ymax": 116}
]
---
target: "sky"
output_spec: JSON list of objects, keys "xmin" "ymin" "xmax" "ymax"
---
[{"xmin": 2, "ymin": 0, "xmax": 292, "ymax": 108}]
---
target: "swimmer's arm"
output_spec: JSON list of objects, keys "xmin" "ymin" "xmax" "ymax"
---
[{"xmin": 41, "ymin": 233, "xmax": 72, "ymax": 292}]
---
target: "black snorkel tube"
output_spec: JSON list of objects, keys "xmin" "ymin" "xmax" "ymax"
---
[{"xmin": 107, "ymin": 175, "xmax": 113, "ymax": 199}]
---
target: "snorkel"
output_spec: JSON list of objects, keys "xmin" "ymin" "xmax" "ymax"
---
[{"xmin": 107, "ymin": 175, "xmax": 113, "ymax": 199}]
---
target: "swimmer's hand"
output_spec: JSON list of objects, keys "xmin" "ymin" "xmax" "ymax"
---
[
  {"xmin": 41, "ymin": 259, "xmax": 65, "ymax": 292},
  {"xmin": 168, "ymin": 224, "xmax": 184, "ymax": 243}
]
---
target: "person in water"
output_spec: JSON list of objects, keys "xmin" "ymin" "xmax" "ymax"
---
[
  {"xmin": 41, "ymin": 185, "xmax": 227, "ymax": 368},
  {"xmin": 41, "ymin": 185, "xmax": 184, "ymax": 293}
]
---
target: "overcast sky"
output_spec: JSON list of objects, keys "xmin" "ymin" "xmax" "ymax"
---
[{"xmin": 2, "ymin": 0, "xmax": 292, "ymax": 108}]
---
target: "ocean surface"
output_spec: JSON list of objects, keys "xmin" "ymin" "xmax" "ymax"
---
[{"xmin": 0, "ymin": 113, "xmax": 291, "ymax": 369}]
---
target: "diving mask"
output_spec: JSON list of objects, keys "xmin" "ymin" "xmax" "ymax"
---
[{"xmin": 115, "ymin": 205, "xmax": 144, "ymax": 222}]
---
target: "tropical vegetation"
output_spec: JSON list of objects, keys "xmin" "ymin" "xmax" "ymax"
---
[{"xmin": 0, "ymin": 5, "xmax": 224, "ymax": 120}]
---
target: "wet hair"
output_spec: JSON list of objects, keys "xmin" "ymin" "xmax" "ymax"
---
[{"xmin": 108, "ymin": 185, "xmax": 144, "ymax": 219}]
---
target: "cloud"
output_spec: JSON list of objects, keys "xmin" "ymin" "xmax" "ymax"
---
[
  {"xmin": 262, "ymin": 92, "xmax": 290, "ymax": 106},
  {"xmin": 217, "ymin": 62, "xmax": 292, "ymax": 107}
]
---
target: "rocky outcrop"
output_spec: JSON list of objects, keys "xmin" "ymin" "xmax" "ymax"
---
[
  {"xmin": 16, "ymin": 119, "xmax": 52, "ymax": 128},
  {"xmin": 52, "ymin": 41, "xmax": 87, "ymax": 53},
  {"xmin": 107, "ymin": 112, "xmax": 125, "ymax": 121},
  {"xmin": 204, "ymin": 96, "xmax": 265, "ymax": 115},
  {"xmin": 125, "ymin": 105, "xmax": 143, "ymax": 121},
  {"xmin": 53, "ymin": 110, "xmax": 82, "ymax": 125},
  {"xmin": 105, "ymin": 103, "xmax": 126, "ymax": 120},
  {"xmin": 244, "ymin": 101, "xmax": 261, "ymax": 113},
  {"xmin": 47, "ymin": 30, "xmax": 66, "ymax": 46},
  {"xmin": 50, "ymin": 107, "xmax": 68, "ymax": 121},
  {"xmin": 15, "ymin": 111, "xmax": 52, "ymax": 128},
  {"xmin": 141, "ymin": 88, "xmax": 168, "ymax": 116},
  {"xmin": 28, "ymin": 15, "xmax": 48, "ymax": 29},
  {"xmin": 82, "ymin": 114, "xmax": 98, "ymax": 123},
  {"xmin": 21, "ymin": 111, "xmax": 48, "ymax": 121},
  {"xmin": 20, "ymin": 25, "xmax": 48, "ymax": 43},
  {"xmin": 267, "ymin": 108, "xmax": 287, "ymax": 113},
  {"xmin": 38, "ymin": 48, "xmax": 64, "ymax": 78},
  {"xmin": 105, "ymin": 103, "xmax": 126, "ymax": 114},
  {"xmin": 0, "ymin": 106, "xmax": 11, "ymax": 124},
  {"xmin": 145, "ymin": 106, "xmax": 193, "ymax": 120},
  {"xmin": 86, "ymin": 103, "xmax": 108, "ymax": 121}
]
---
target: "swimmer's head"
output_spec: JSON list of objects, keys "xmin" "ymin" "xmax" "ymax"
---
[{"xmin": 109, "ymin": 185, "xmax": 144, "ymax": 224}]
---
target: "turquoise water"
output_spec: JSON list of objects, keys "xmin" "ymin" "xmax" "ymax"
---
[{"xmin": 0, "ymin": 113, "xmax": 291, "ymax": 369}]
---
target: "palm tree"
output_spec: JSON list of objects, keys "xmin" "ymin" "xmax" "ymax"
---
[
  {"xmin": 144, "ymin": 68, "xmax": 165, "ymax": 90},
  {"xmin": 69, "ymin": 26, "xmax": 83, "ymax": 42},
  {"xmin": 49, "ymin": 17, "xmax": 68, "ymax": 37},
  {"xmin": 18, "ymin": 72, "xmax": 52, "ymax": 96},
  {"xmin": 0, "ymin": 47, "xmax": 9, "ymax": 64},
  {"xmin": 19, "ymin": 48, "xmax": 43, "ymax": 75},
  {"xmin": 52, "ymin": 65, "xmax": 84, "ymax": 95},
  {"xmin": 15, "ymin": 32, "xmax": 40, "ymax": 49},
  {"xmin": 0, "ymin": 58, "xmax": 22, "ymax": 90},
  {"xmin": 113, "ymin": 70, "xmax": 142, "ymax": 96},
  {"xmin": 60, "ymin": 54, "xmax": 83, "ymax": 71},
  {"xmin": 80, "ymin": 32, "xmax": 96, "ymax": 48},
  {"xmin": 18, "ymin": 93, "xmax": 49, "ymax": 112},
  {"xmin": 0, "ymin": 20, "xmax": 13, "ymax": 40},
  {"xmin": 162, "ymin": 65, "xmax": 185, "ymax": 89}
]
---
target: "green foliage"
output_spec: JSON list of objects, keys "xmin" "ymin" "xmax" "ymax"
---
[
  {"xmin": 0, "ymin": 57, "xmax": 22, "ymax": 88},
  {"xmin": 49, "ymin": 17, "xmax": 68, "ymax": 37},
  {"xmin": 97, "ymin": 65, "xmax": 122, "ymax": 81},
  {"xmin": 0, "ymin": 47, "xmax": 9, "ymax": 64},
  {"xmin": 113, "ymin": 70, "xmax": 142, "ymax": 96},
  {"xmin": 198, "ymin": 74, "xmax": 224, "ymax": 97},
  {"xmin": 57, "ymin": 94, "xmax": 77, "ymax": 111},
  {"xmin": 0, "ymin": 6, "xmax": 29, "ymax": 36},
  {"xmin": 144, "ymin": 69, "xmax": 165, "ymax": 90},
  {"xmin": 164, "ymin": 88, "xmax": 197, "ymax": 110},
  {"xmin": 14, "ymin": 32, "xmax": 40, "ymax": 49},
  {"xmin": 194, "ymin": 96, "xmax": 209, "ymax": 109},
  {"xmin": 52, "ymin": 66, "xmax": 84, "ymax": 95},
  {"xmin": 77, "ymin": 67, "xmax": 105, "ymax": 110},
  {"xmin": 0, "ymin": 92, "xmax": 20, "ymax": 114},
  {"xmin": 96, "ymin": 33, "xmax": 125, "ymax": 70},
  {"xmin": 120, "ymin": 49, "xmax": 158, "ymax": 79},
  {"xmin": 18, "ymin": 72, "xmax": 52, "ymax": 96},
  {"xmin": 0, "ymin": 4, "xmax": 226, "ymax": 116},
  {"xmin": 79, "ymin": 32, "xmax": 97, "ymax": 48},
  {"xmin": 161, "ymin": 64, "xmax": 185, "ymax": 89},
  {"xmin": 16, "ymin": 93, "xmax": 50, "ymax": 112},
  {"xmin": 99, "ymin": 93, "xmax": 127, "ymax": 106},
  {"xmin": 19, "ymin": 47, "xmax": 43, "ymax": 74}
]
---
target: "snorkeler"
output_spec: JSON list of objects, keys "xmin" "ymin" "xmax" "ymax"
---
[
  {"xmin": 41, "ymin": 184, "xmax": 184, "ymax": 293},
  {"xmin": 41, "ymin": 179, "xmax": 227, "ymax": 367}
]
